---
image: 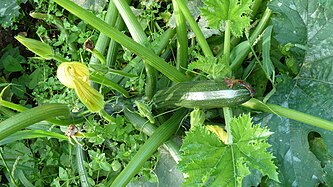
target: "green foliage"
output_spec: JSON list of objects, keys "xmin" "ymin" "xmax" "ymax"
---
[
  {"xmin": 188, "ymin": 55, "xmax": 230, "ymax": 80},
  {"xmin": 0, "ymin": 0, "xmax": 27, "ymax": 29},
  {"xmin": 2, "ymin": 0, "xmax": 333, "ymax": 185},
  {"xmin": 200, "ymin": 0, "xmax": 252, "ymax": 37},
  {"xmin": 179, "ymin": 114, "xmax": 278, "ymax": 186},
  {"xmin": 259, "ymin": 0, "xmax": 333, "ymax": 186}
]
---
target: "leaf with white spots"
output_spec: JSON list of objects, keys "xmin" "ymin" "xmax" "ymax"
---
[{"xmin": 260, "ymin": 0, "xmax": 333, "ymax": 186}]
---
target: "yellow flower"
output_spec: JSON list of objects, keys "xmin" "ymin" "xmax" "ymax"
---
[
  {"xmin": 206, "ymin": 125, "xmax": 228, "ymax": 144},
  {"xmin": 57, "ymin": 62, "xmax": 89, "ymax": 88},
  {"xmin": 57, "ymin": 62, "xmax": 104, "ymax": 112}
]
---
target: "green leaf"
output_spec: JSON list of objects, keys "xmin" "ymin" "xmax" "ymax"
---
[
  {"xmin": 179, "ymin": 114, "xmax": 278, "ymax": 186},
  {"xmin": 200, "ymin": 0, "xmax": 252, "ymax": 37},
  {"xmin": 0, "ymin": 0, "xmax": 27, "ymax": 28},
  {"xmin": 260, "ymin": 0, "xmax": 333, "ymax": 186},
  {"xmin": 0, "ymin": 44, "xmax": 26, "ymax": 73},
  {"xmin": 2, "ymin": 55, "xmax": 24, "ymax": 72},
  {"xmin": 188, "ymin": 55, "xmax": 230, "ymax": 80}
]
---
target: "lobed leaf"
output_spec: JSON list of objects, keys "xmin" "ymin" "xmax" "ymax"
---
[
  {"xmin": 200, "ymin": 0, "xmax": 253, "ymax": 37},
  {"xmin": 179, "ymin": 114, "xmax": 278, "ymax": 186},
  {"xmin": 260, "ymin": 0, "xmax": 333, "ymax": 186}
]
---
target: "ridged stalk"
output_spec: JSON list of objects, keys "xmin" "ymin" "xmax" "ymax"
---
[
  {"xmin": 124, "ymin": 108, "xmax": 181, "ymax": 162},
  {"xmin": 76, "ymin": 143, "xmax": 91, "ymax": 187},
  {"xmin": 172, "ymin": 0, "xmax": 188, "ymax": 72},
  {"xmin": 242, "ymin": 98, "xmax": 333, "ymax": 131},
  {"xmin": 174, "ymin": 0, "xmax": 213, "ymax": 57},
  {"xmin": 110, "ymin": 109, "xmax": 187, "ymax": 187},
  {"xmin": 53, "ymin": 0, "xmax": 188, "ymax": 83},
  {"xmin": 113, "ymin": 0, "xmax": 156, "ymax": 99},
  {"xmin": 0, "ymin": 104, "xmax": 70, "ymax": 140},
  {"xmin": 89, "ymin": 1, "xmax": 119, "ymax": 65}
]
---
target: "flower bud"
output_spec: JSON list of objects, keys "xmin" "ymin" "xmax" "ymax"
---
[{"xmin": 15, "ymin": 35, "xmax": 54, "ymax": 59}]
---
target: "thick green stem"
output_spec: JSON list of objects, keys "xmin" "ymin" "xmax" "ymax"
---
[
  {"xmin": 251, "ymin": 0, "xmax": 263, "ymax": 17},
  {"xmin": 230, "ymin": 8, "xmax": 272, "ymax": 70},
  {"xmin": 113, "ymin": 0, "xmax": 156, "ymax": 99},
  {"xmin": 106, "ymin": 15, "xmax": 125, "ymax": 66},
  {"xmin": 174, "ymin": 0, "xmax": 213, "ymax": 57},
  {"xmin": 224, "ymin": 20, "xmax": 231, "ymax": 72},
  {"xmin": 242, "ymin": 98, "xmax": 333, "ymax": 131},
  {"xmin": 89, "ymin": 1, "xmax": 119, "ymax": 65},
  {"xmin": 110, "ymin": 109, "xmax": 187, "ymax": 187},
  {"xmin": 124, "ymin": 108, "xmax": 181, "ymax": 162},
  {"xmin": 76, "ymin": 144, "xmax": 91, "ymax": 187},
  {"xmin": 223, "ymin": 20, "xmax": 233, "ymax": 144},
  {"xmin": 172, "ymin": 0, "xmax": 188, "ymax": 72},
  {"xmin": 0, "ymin": 99, "xmax": 83, "ymax": 125},
  {"xmin": 0, "ymin": 104, "xmax": 70, "ymax": 140},
  {"xmin": 223, "ymin": 107, "xmax": 233, "ymax": 144},
  {"xmin": 53, "ymin": 0, "xmax": 188, "ymax": 83},
  {"xmin": 111, "ymin": 28, "xmax": 176, "ymax": 84}
]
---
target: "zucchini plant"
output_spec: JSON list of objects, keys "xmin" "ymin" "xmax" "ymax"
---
[{"xmin": 1, "ymin": 0, "xmax": 332, "ymax": 186}]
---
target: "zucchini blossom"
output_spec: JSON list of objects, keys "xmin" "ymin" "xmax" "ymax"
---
[{"xmin": 57, "ymin": 62, "xmax": 104, "ymax": 112}]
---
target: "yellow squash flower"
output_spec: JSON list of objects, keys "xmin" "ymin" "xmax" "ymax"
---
[
  {"xmin": 206, "ymin": 125, "xmax": 228, "ymax": 144},
  {"xmin": 57, "ymin": 62, "xmax": 104, "ymax": 112}
]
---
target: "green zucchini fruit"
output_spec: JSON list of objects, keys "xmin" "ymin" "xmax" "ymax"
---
[{"xmin": 153, "ymin": 80, "xmax": 252, "ymax": 109}]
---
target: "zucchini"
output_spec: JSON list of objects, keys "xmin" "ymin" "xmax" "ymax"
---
[{"xmin": 153, "ymin": 80, "xmax": 252, "ymax": 109}]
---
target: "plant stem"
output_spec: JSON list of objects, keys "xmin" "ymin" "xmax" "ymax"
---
[
  {"xmin": 242, "ymin": 98, "xmax": 333, "ymax": 132},
  {"xmin": 230, "ymin": 8, "xmax": 272, "ymax": 71},
  {"xmin": 252, "ymin": 0, "xmax": 263, "ymax": 17},
  {"xmin": 52, "ymin": 54, "xmax": 67, "ymax": 62},
  {"xmin": 110, "ymin": 109, "xmax": 187, "ymax": 187},
  {"xmin": 172, "ymin": 0, "xmax": 188, "ymax": 72},
  {"xmin": 90, "ymin": 48, "xmax": 106, "ymax": 65},
  {"xmin": 113, "ymin": 0, "xmax": 156, "ymax": 99},
  {"xmin": 0, "ymin": 99, "xmax": 82, "ymax": 125},
  {"xmin": 223, "ymin": 20, "xmax": 233, "ymax": 144},
  {"xmin": 223, "ymin": 107, "xmax": 233, "ymax": 144},
  {"xmin": 106, "ymin": 15, "xmax": 125, "ymax": 66},
  {"xmin": 76, "ymin": 143, "xmax": 91, "ymax": 187},
  {"xmin": 0, "ymin": 148, "xmax": 19, "ymax": 186},
  {"xmin": 111, "ymin": 28, "xmax": 176, "ymax": 84},
  {"xmin": 89, "ymin": 1, "xmax": 119, "ymax": 65},
  {"xmin": 0, "ymin": 104, "xmax": 70, "ymax": 140},
  {"xmin": 90, "ymin": 72, "xmax": 130, "ymax": 98},
  {"xmin": 224, "ymin": 20, "xmax": 231, "ymax": 71},
  {"xmin": 53, "ymin": 0, "xmax": 188, "ymax": 83},
  {"xmin": 124, "ymin": 108, "xmax": 182, "ymax": 162},
  {"xmin": 99, "ymin": 109, "xmax": 116, "ymax": 123},
  {"xmin": 174, "ymin": 0, "xmax": 213, "ymax": 57}
]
